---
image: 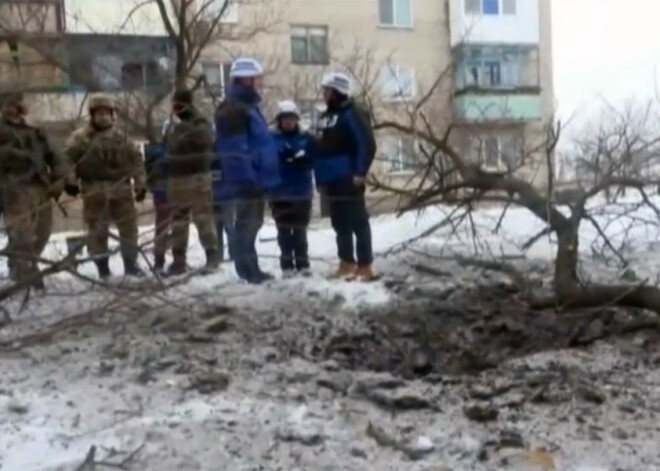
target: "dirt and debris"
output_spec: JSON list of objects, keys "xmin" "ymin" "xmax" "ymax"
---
[{"xmin": 1, "ymin": 251, "xmax": 659, "ymax": 470}]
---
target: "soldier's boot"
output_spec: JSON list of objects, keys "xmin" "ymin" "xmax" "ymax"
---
[
  {"xmin": 154, "ymin": 254, "xmax": 166, "ymax": 274},
  {"xmin": 166, "ymin": 252, "xmax": 187, "ymax": 276},
  {"xmin": 329, "ymin": 260, "xmax": 357, "ymax": 280},
  {"xmin": 202, "ymin": 249, "xmax": 221, "ymax": 274},
  {"xmin": 123, "ymin": 257, "xmax": 145, "ymax": 278},
  {"xmin": 355, "ymin": 264, "xmax": 378, "ymax": 282},
  {"xmin": 95, "ymin": 258, "xmax": 112, "ymax": 280}
]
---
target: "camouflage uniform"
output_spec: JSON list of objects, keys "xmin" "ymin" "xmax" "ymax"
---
[
  {"xmin": 0, "ymin": 93, "xmax": 68, "ymax": 286},
  {"xmin": 165, "ymin": 107, "xmax": 219, "ymax": 273},
  {"xmin": 64, "ymin": 94, "xmax": 147, "ymax": 277}
]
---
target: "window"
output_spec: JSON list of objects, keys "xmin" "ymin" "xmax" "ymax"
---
[
  {"xmin": 290, "ymin": 25, "xmax": 329, "ymax": 65},
  {"xmin": 202, "ymin": 61, "xmax": 231, "ymax": 96},
  {"xmin": 92, "ymin": 55, "xmax": 122, "ymax": 90},
  {"xmin": 461, "ymin": 48, "xmax": 522, "ymax": 89},
  {"xmin": 482, "ymin": 0, "xmax": 499, "ymax": 14},
  {"xmin": 379, "ymin": 0, "xmax": 412, "ymax": 28},
  {"xmin": 465, "ymin": 0, "xmax": 515, "ymax": 15},
  {"xmin": 382, "ymin": 135, "xmax": 417, "ymax": 173},
  {"xmin": 478, "ymin": 135, "xmax": 523, "ymax": 169},
  {"xmin": 120, "ymin": 61, "xmax": 159, "ymax": 90},
  {"xmin": 379, "ymin": 64, "xmax": 416, "ymax": 100},
  {"xmin": 465, "ymin": 0, "xmax": 481, "ymax": 14},
  {"xmin": 502, "ymin": 0, "xmax": 516, "ymax": 14},
  {"xmin": 220, "ymin": 0, "xmax": 239, "ymax": 23}
]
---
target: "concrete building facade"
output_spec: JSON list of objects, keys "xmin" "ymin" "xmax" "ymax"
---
[{"xmin": 1, "ymin": 0, "xmax": 554, "ymax": 192}]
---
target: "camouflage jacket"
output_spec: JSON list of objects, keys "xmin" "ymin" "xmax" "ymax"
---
[
  {"xmin": 65, "ymin": 125, "xmax": 146, "ymax": 189},
  {"xmin": 0, "ymin": 118, "xmax": 68, "ymax": 187},
  {"xmin": 165, "ymin": 109, "xmax": 214, "ymax": 177}
]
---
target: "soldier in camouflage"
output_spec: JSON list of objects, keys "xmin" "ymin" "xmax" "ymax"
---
[
  {"xmin": 164, "ymin": 89, "xmax": 219, "ymax": 275},
  {"xmin": 64, "ymin": 94, "xmax": 147, "ymax": 279},
  {"xmin": 0, "ymin": 92, "xmax": 69, "ymax": 288}
]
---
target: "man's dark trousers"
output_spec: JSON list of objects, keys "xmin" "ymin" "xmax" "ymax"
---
[
  {"xmin": 230, "ymin": 189, "xmax": 266, "ymax": 282},
  {"xmin": 270, "ymin": 199, "xmax": 312, "ymax": 271},
  {"xmin": 325, "ymin": 179, "xmax": 373, "ymax": 266}
]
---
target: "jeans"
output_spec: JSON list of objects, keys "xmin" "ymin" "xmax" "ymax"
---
[
  {"xmin": 226, "ymin": 193, "xmax": 266, "ymax": 281},
  {"xmin": 270, "ymin": 199, "xmax": 312, "ymax": 271},
  {"xmin": 325, "ymin": 179, "xmax": 373, "ymax": 266}
]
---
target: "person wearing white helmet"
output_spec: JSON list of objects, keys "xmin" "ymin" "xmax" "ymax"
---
[
  {"xmin": 313, "ymin": 72, "xmax": 378, "ymax": 281},
  {"xmin": 269, "ymin": 100, "xmax": 315, "ymax": 277},
  {"xmin": 212, "ymin": 56, "xmax": 280, "ymax": 284}
]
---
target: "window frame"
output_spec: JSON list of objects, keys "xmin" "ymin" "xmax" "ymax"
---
[
  {"xmin": 290, "ymin": 24, "xmax": 330, "ymax": 66},
  {"xmin": 219, "ymin": 0, "xmax": 239, "ymax": 24},
  {"xmin": 382, "ymin": 135, "xmax": 418, "ymax": 174},
  {"xmin": 379, "ymin": 64, "xmax": 416, "ymax": 102},
  {"xmin": 201, "ymin": 61, "xmax": 232, "ymax": 97},
  {"xmin": 478, "ymin": 134, "xmax": 523, "ymax": 170},
  {"xmin": 378, "ymin": 0, "xmax": 414, "ymax": 29},
  {"xmin": 464, "ymin": 0, "xmax": 516, "ymax": 16}
]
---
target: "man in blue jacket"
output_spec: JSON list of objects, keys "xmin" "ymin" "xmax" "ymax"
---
[
  {"xmin": 314, "ymin": 72, "xmax": 377, "ymax": 281},
  {"xmin": 269, "ymin": 100, "xmax": 314, "ymax": 277},
  {"xmin": 214, "ymin": 57, "xmax": 280, "ymax": 284}
]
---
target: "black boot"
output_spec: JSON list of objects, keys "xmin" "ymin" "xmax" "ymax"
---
[
  {"xmin": 166, "ymin": 252, "xmax": 187, "ymax": 277},
  {"xmin": 95, "ymin": 258, "xmax": 112, "ymax": 279},
  {"xmin": 123, "ymin": 257, "xmax": 144, "ymax": 277},
  {"xmin": 154, "ymin": 255, "xmax": 165, "ymax": 274}
]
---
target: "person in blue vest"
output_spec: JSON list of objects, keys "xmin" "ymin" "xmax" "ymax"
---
[
  {"xmin": 269, "ymin": 100, "xmax": 314, "ymax": 277},
  {"xmin": 214, "ymin": 57, "xmax": 280, "ymax": 284},
  {"xmin": 144, "ymin": 118, "xmax": 173, "ymax": 272},
  {"xmin": 313, "ymin": 72, "xmax": 378, "ymax": 281}
]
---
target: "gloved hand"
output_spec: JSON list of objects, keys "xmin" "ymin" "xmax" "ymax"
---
[
  {"xmin": 134, "ymin": 187, "xmax": 147, "ymax": 202},
  {"xmin": 64, "ymin": 183, "xmax": 80, "ymax": 197},
  {"xmin": 279, "ymin": 145, "xmax": 296, "ymax": 162}
]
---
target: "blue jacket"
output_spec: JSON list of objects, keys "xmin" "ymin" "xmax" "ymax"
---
[
  {"xmin": 144, "ymin": 142, "xmax": 168, "ymax": 204},
  {"xmin": 270, "ymin": 129, "xmax": 314, "ymax": 200},
  {"xmin": 313, "ymin": 99, "xmax": 376, "ymax": 185},
  {"xmin": 213, "ymin": 84, "xmax": 280, "ymax": 199}
]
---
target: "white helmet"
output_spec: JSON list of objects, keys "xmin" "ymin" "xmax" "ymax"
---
[
  {"xmin": 276, "ymin": 100, "xmax": 300, "ymax": 119},
  {"xmin": 321, "ymin": 72, "xmax": 352, "ymax": 97},
  {"xmin": 229, "ymin": 57, "xmax": 264, "ymax": 78}
]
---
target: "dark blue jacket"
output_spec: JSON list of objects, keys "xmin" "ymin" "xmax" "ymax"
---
[
  {"xmin": 213, "ymin": 84, "xmax": 280, "ymax": 199},
  {"xmin": 270, "ymin": 128, "xmax": 314, "ymax": 200},
  {"xmin": 144, "ymin": 142, "xmax": 168, "ymax": 204},
  {"xmin": 313, "ymin": 99, "xmax": 376, "ymax": 185}
]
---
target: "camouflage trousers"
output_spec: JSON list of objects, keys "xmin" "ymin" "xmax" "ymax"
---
[
  {"xmin": 82, "ymin": 182, "xmax": 138, "ymax": 263},
  {"xmin": 167, "ymin": 174, "xmax": 218, "ymax": 256},
  {"xmin": 3, "ymin": 183, "xmax": 52, "ymax": 282}
]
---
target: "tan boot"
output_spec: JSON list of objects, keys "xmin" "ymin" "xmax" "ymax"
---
[
  {"xmin": 330, "ymin": 260, "xmax": 357, "ymax": 279},
  {"xmin": 355, "ymin": 264, "xmax": 378, "ymax": 282}
]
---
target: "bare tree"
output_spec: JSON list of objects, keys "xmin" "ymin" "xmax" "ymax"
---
[{"xmin": 353, "ymin": 60, "xmax": 660, "ymax": 313}]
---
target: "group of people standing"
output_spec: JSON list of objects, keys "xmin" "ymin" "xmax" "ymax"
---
[{"xmin": 0, "ymin": 56, "xmax": 378, "ymax": 288}]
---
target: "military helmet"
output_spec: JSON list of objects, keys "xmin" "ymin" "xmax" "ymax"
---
[{"xmin": 88, "ymin": 94, "xmax": 115, "ymax": 113}]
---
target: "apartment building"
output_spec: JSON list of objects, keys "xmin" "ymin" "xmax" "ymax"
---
[
  {"xmin": 200, "ymin": 0, "xmax": 554, "ymax": 189},
  {"xmin": 1, "ymin": 0, "xmax": 553, "ymax": 190}
]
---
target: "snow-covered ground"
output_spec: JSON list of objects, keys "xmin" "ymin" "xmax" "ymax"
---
[{"xmin": 1, "ymin": 197, "xmax": 660, "ymax": 470}]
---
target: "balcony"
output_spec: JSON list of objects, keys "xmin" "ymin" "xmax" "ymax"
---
[
  {"xmin": 454, "ymin": 92, "xmax": 542, "ymax": 122},
  {"xmin": 448, "ymin": 0, "xmax": 540, "ymax": 46}
]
